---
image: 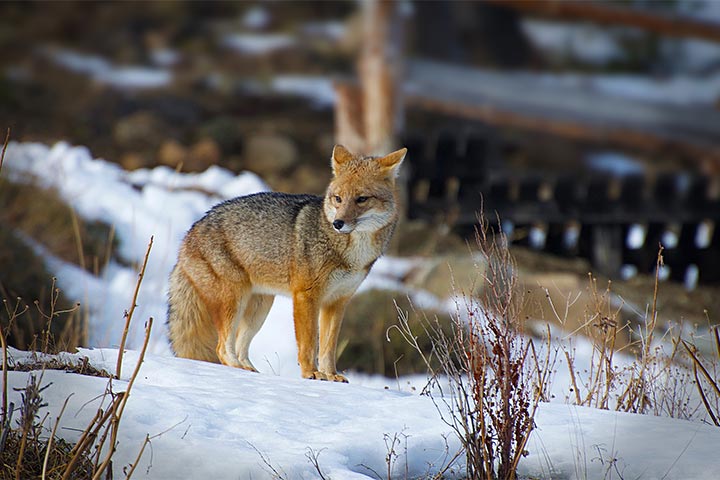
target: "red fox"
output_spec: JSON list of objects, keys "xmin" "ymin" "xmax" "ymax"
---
[{"xmin": 167, "ymin": 145, "xmax": 406, "ymax": 381}]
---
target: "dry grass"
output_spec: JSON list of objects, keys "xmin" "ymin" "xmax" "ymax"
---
[
  {"xmin": 0, "ymin": 133, "xmax": 116, "ymax": 352},
  {"xmin": 7, "ymin": 354, "xmax": 111, "ymax": 378},
  {"xmin": 0, "ymin": 179, "xmax": 116, "ymax": 277},
  {"xmin": 0, "ymin": 235, "xmax": 155, "ymax": 480},
  {"xmin": 342, "ymin": 289, "xmax": 454, "ymax": 377},
  {"xmin": 682, "ymin": 325, "xmax": 720, "ymax": 425},
  {"xmin": 551, "ymin": 246, "xmax": 701, "ymax": 420}
]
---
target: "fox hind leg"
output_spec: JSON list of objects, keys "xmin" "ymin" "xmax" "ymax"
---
[{"xmin": 232, "ymin": 293, "xmax": 274, "ymax": 372}]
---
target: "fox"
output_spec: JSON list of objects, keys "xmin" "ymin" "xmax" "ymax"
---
[{"xmin": 167, "ymin": 144, "xmax": 406, "ymax": 382}]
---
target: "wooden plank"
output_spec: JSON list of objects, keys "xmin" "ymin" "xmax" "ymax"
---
[
  {"xmin": 404, "ymin": 60, "xmax": 720, "ymax": 165},
  {"xmin": 488, "ymin": 0, "xmax": 720, "ymax": 43}
]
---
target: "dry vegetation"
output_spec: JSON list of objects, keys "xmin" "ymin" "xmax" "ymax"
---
[
  {"xmin": 0, "ymin": 170, "xmax": 116, "ymax": 352},
  {"xmin": 0, "ymin": 236, "xmax": 154, "ymax": 480},
  {"xmin": 392, "ymin": 214, "xmax": 719, "ymax": 479},
  {"xmin": 395, "ymin": 215, "xmax": 552, "ymax": 479}
]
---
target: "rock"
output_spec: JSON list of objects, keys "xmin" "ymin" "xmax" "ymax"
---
[
  {"xmin": 293, "ymin": 163, "xmax": 330, "ymax": 194},
  {"xmin": 199, "ymin": 116, "xmax": 244, "ymax": 155},
  {"xmin": 225, "ymin": 155, "xmax": 244, "ymax": 173},
  {"xmin": 404, "ymin": 254, "xmax": 486, "ymax": 300},
  {"xmin": 120, "ymin": 152, "xmax": 152, "ymax": 170},
  {"xmin": 157, "ymin": 140, "xmax": 189, "ymax": 168},
  {"xmin": 113, "ymin": 111, "xmax": 169, "ymax": 150},
  {"xmin": 187, "ymin": 138, "xmax": 221, "ymax": 172},
  {"xmin": 243, "ymin": 133, "xmax": 298, "ymax": 177}
]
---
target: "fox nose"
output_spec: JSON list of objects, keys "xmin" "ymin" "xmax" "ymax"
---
[{"xmin": 333, "ymin": 220, "xmax": 345, "ymax": 231}]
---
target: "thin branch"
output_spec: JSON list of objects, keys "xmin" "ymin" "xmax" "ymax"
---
[
  {"xmin": 0, "ymin": 127, "xmax": 9, "ymax": 174},
  {"xmin": 42, "ymin": 394, "xmax": 73, "ymax": 480},
  {"xmin": 94, "ymin": 317, "xmax": 154, "ymax": 480},
  {"xmin": 116, "ymin": 236, "xmax": 153, "ymax": 379},
  {"xmin": 124, "ymin": 434, "xmax": 151, "ymax": 479}
]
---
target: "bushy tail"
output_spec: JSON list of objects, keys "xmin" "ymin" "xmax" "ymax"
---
[{"xmin": 167, "ymin": 265, "xmax": 219, "ymax": 363}]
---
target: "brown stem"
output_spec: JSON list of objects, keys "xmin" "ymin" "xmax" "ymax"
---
[{"xmin": 116, "ymin": 236, "xmax": 153, "ymax": 379}]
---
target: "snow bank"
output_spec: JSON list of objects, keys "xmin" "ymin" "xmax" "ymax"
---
[
  {"xmin": 43, "ymin": 47, "xmax": 172, "ymax": 89},
  {"xmin": 7, "ymin": 347, "xmax": 720, "ymax": 479},
  {"xmin": 4, "ymin": 142, "xmax": 268, "ymax": 359}
]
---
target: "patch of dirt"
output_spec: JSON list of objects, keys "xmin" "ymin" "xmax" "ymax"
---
[{"xmin": 8, "ymin": 355, "xmax": 112, "ymax": 378}]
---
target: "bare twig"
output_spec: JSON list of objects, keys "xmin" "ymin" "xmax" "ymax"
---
[
  {"xmin": 116, "ymin": 236, "xmax": 153, "ymax": 379},
  {"xmin": 249, "ymin": 442, "xmax": 288, "ymax": 480},
  {"xmin": 94, "ymin": 317, "xmax": 154, "ymax": 479},
  {"xmin": 42, "ymin": 394, "xmax": 73, "ymax": 480},
  {"xmin": 682, "ymin": 339, "xmax": 720, "ymax": 425},
  {"xmin": 1, "ymin": 313, "xmax": 8, "ymax": 430},
  {"xmin": 305, "ymin": 447, "xmax": 330, "ymax": 480},
  {"xmin": 124, "ymin": 434, "xmax": 151, "ymax": 479},
  {"xmin": 0, "ymin": 127, "xmax": 9, "ymax": 174}
]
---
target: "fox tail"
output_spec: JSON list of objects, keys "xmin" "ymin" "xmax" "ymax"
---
[{"xmin": 167, "ymin": 266, "xmax": 219, "ymax": 363}]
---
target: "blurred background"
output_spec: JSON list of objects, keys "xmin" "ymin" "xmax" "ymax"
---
[{"xmin": 2, "ymin": 0, "xmax": 720, "ymax": 369}]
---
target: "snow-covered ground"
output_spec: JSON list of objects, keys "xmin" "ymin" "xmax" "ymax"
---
[
  {"xmin": 6, "ymin": 346, "xmax": 720, "ymax": 479},
  {"xmin": 4, "ymin": 142, "xmax": 720, "ymax": 478}
]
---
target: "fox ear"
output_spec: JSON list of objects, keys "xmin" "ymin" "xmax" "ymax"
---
[
  {"xmin": 331, "ymin": 144, "xmax": 354, "ymax": 175},
  {"xmin": 377, "ymin": 147, "xmax": 407, "ymax": 178}
]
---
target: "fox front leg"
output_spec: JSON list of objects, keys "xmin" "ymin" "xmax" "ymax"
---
[
  {"xmin": 292, "ymin": 290, "xmax": 327, "ymax": 380},
  {"xmin": 318, "ymin": 297, "xmax": 350, "ymax": 383}
]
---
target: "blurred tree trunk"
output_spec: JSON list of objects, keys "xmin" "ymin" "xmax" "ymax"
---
[{"xmin": 335, "ymin": 0, "xmax": 404, "ymax": 157}]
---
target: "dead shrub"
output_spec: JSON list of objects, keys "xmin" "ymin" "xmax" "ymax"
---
[{"xmin": 397, "ymin": 214, "xmax": 553, "ymax": 480}]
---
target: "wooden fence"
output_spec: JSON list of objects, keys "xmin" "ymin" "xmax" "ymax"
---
[{"xmin": 404, "ymin": 129, "xmax": 720, "ymax": 284}]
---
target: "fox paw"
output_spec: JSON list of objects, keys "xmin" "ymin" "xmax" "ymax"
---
[
  {"xmin": 305, "ymin": 371, "xmax": 348, "ymax": 383},
  {"xmin": 327, "ymin": 373, "xmax": 348, "ymax": 383}
]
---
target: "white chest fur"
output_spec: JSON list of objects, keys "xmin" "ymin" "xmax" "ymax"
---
[
  {"xmin": 324, "ymin": 269, "xmax": 367, "ymax": 302},
  {"xmin": 344, "ymin": 231, "xmax": 382, "ymax": 269},
  {"xmin": 322, "ymin": 231, "xmax": 383, "ymax": 302}
]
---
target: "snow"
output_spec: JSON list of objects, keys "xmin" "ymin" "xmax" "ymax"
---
[
  {"xmin": 4, "ymin": 141, "xmax": 720, "ymax": 478},
  {"xmin": 6, "ymin": 347, "xmax": 720, "ymax": 479},
  {"xmin": 586, "ymin": 151, "xmax": 645, "ymax": 177},
  {"xmin": 523, "ymin": 20, "xmax": 628, "ymax": 66},
  {"xmin": 222, "ymin": 33, "xmax": 295, "ymax": 55},
  {"xmin": 4, "ymin": 142, "xmax": 269, "ymax": 359},
  {"xmin": 242, "ymin": 6, "xmax": 272, "ymax": 30},
  {"xmin": 685, "ymin": 264, "xmax": 700, "ymax": 291},
  {"xmin": 627, "ymin": 223, "xmax": 647, "ymax": 249},
  {"xmin": 528, "ymin": 71, "xmax": 720, "ymax": 107},
  {"xmin": 150, "ymin": 48, "xmax": 181, "ymax": 68},
  {"xmin": 301, "ymin": 21, "xmax": 347, "ymax": 41},
  {"xmin": 696, "ymin": 220, "xmax": 714, "ymax": 249},
  {"xmin": 271, "ymin": 75, "xmax": 337, "ymax": 107},
  {"xmin": 43, "ymin": 47, "xmax": 172, "ymax": 89}
]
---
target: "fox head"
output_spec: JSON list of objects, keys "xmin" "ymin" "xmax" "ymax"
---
[{"xmin": 324, "ymin": 144, "xmax": 406, "ymax": 234}]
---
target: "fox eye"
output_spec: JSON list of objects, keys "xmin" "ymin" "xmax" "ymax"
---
[
  {"xmin": 334, "ymin": 195, "xmax": 342, "ymax": 203},
  {"xmin": 356, "ymin": 196, "xmax": 369, "ymax": 204}
]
